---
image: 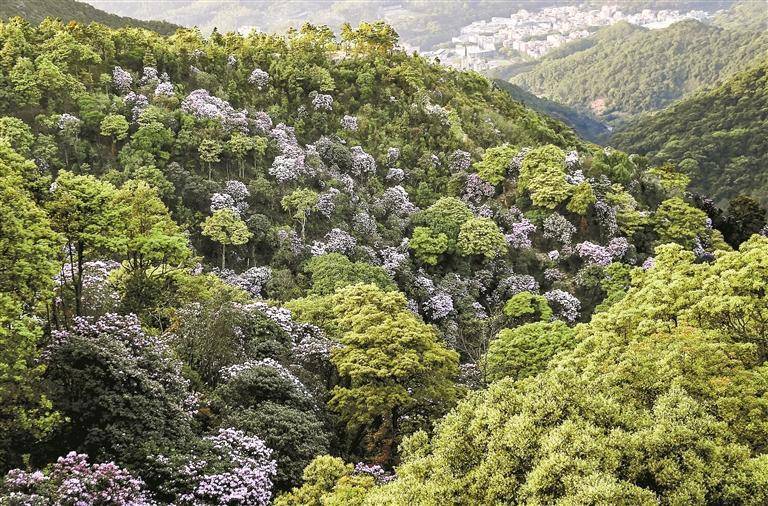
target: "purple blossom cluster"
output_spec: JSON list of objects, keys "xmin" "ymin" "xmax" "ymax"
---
[
  {"xmin": 227, "ymin": 54, "xmax": 237, "ymax": 66},
  {"xmin": 387, "ymin": 147, "xmax": 400, "ymax": 164},
  {"xmin": 378, "ymin": 244, "xmax": 409, "ymax": 275},
  {"xmin": 493, "ymin": 274, "xmax": 539, "ymax": 304},
  {"xmin": 140, "ymin": 66, "xmax": 159, "ymax": 85},
  {"xmin": 310, "ymin": 228, "xmax": 357, "ymax": 256},
  {"xmin": 222, "ymin": 358, "xmax": 307, "ymax": 396},
  {"xmin": 450, "ymin": 149, "xmax": 471, "ymax": 173},
  {"xmin": 50, "ymin": 314, "xmax": 189, "ymax": 397},
  {"xmin": 544, "ymin": 268, "xmax": 565, "ymax": 282},
  {"xmin": 544, "ymin": 289, "xmax": 581, "ymax": 323},
  {"xmin": 463, "ymin": 173, "xmax": 495, "ymax": 204},
  {"xmin": 181, "ymin": 89, "xmax": 249, "ymax": 133},
  {"xmin": 350, "ymin": 146, "xmax": 377, "ymax": 177},
  {"xmin": 55, "ymin": 259, "xmax": 121, "ymax": 314},
  {"xmin": 506, "ymin": 219, "xmax": 536, "ymax": 249},
  {"xmin": 422, "ymin": 99, "xmax": 449, "ymax": 124},
  {"xmin": 269, "ymin": 155, "xmax": 304, "ymax": 183},
  {"xmin": 565, "ymin": 169, "xmax": 586, "ymax": 185},
  {"xmin": 509, "ymin": 147, "xmax": 531, "ymax": 175},
  {"xmin": 211, "ymin": 192, "xmax": 238, "ymax": 214},
  {"xmin": 565, "ymin": 150, "xmax": 580, "ymax": 170},
  {"xmin": 179, "ymin": 428, "xmax": 276, "ymax": 506},
  {"xmin": 311, "ymin": 93, "xmax": 333, "ymax": 111},
  {"xmin": 353, "ymin": 211, "xmax": 377, "ymax": 237},
  {"xmin": 575, "ymin": 241, "xmax": 613, "ymax": 266},
  {"xmin": 424, "ymin": 292, "xmax": 454, "ymax": 320},
  {"xmin": 2, "ymin": 452, "xmax": 152, "ymax": 505},
  {"xmin": 124, "ymin": 92, "xmax": 149, "ymax": 121},
  {"xmin": 276, "ymin": 228, "xmax": 304, "ymax": 256},
  {"xmin": 380, "ymin": 186, "xmax": 417, "ymax": 216},
  {"xmin": 607, "ymin": 237, "xmax": 629, "ymax": 259},
  {"xmin": 268, "ymin": 123, "xmax": 306, "ymax": 182},
  {"xmin": 547, "ymin": 250, "xmax": 560, "ymax": 261},
  {"xmin": 316, "ymin": 188, "xmax": 340, "ymax": 218},
  {"xmin": 594, "ymin": 200, "xmax": 619, "ymax": 237},
  {"xmin": 251, "ymin": 111, "xmax": 273, "ymax": 134},
  {"xmin": 211, "ymin": 180, "xmax": 250, "ymax": 215},
  {"xmin": 642, "ymin": 256, "xmax": 655, "ymax": 270},
  {"xmin": 219, "ymin": 266, "xmax": 272, "ymax": 297},
  {"xmin": 57, "ymin": 113, "xmax": 80, "ymax": 132},
  {"xmin": 386, "ymin": 167, "xmax": 405, "ymax": 184},
  {"xmin": 354, "ymin": 463, "xmax": 395, "ymax": 484},
  {"xmin": 543, "ymin": 213, "xmax": 576, "ymax": 246},
  {"xmin": 154, "ymin": 81, "xmax": 174, "ymax": 97},
  {"xmin": 248, "ymin": 68, "xmax": 270, "ymax": 90},
  {"xmin": 341, "ymin": 115, "xmax": 358, "ymax": 131},
  {"xmin": 112, "ymin": 66, "xmax": 133, "ymax": 94}
]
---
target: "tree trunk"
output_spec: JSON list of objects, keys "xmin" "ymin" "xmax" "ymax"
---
[
  {"xmin": 75, "ymin": 242, "xmax": 84, "ymax": 316},
  {"xmin": 221, "ymin": 243, "xmax": 226, "ymax": 270}
]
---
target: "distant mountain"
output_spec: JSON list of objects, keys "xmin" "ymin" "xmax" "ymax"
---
[
  {"xmin": 611, "ymin": 56, "xmax": 768, "ymax": 205},
  {"xmin": 493, "ymin": 79, "xmax": 610, "ymax": 143},
  {"xmin": 510, "ymin": 17, "xmax": 768, "ymax": 125},
  {"xmin": 1, "ymin": 0, "xmax": 179, "ymax": 34},
  {"xmin": 83, "ymin": 0, "xmax": 738, "ymax": 50}
]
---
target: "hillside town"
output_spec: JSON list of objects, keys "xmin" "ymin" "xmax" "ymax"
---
[{"xmin": 417, "ymin": 5, "xmax": 712, "ymax": 72}]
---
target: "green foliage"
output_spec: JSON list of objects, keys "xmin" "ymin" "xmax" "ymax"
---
[
  {"xmin": 0, "ymin": 148, "xmax": 60, "ymax": 305},
  {"xmin": 0, "ymin": 0, "xmax": 180, "ymax": 34},
  {"xmin": 492, "ymin": 80, "xmax": 610, "ymax": 143},
  {"xmin": 201, "ymin": 208, "xmax": 252, "ymax": 269},
  {"xmin": 474, "ymin": 144, "xmax": 516, "ymax": 185},
  {"xmin": 652, "ymin": 197, "xmax": 709, "ymax": 248},
  {"xmin": 613, "ymin": 57, "xmax": 768, "ymax": 205},
  {"xmin": 457, "ymin": 217, "xmax": 507, "ymax": 259},
  {"xmin": 503, "ymin": 291, "xmax": 552, "ymax": 322},
  {"xmin": 282, "ymin": 188, "xmax": 318, "ymax": 239},
  {"xmin": 518, "ymin": 145, "xmax": 573, "ymax": 209},
  {"xmin": 0, "ymin": 294, "xmax": 61, "ymax": 471},
  {"xmin": 275, "ymin": 455, "xmax": 375, "ymax": 506},
  {"xmin": 723, "ymin": 194, "xmax": 767, "ymax": 246},
  {"xmin": 512, "ymin": 19, "xmax": 768, "ymax": 124},
  {"xmin": 485, "ymin": 320, "xmax": 575, "ymax": 382},
  {"xmin": 408, "ymin": 226, "xmax": 448, "ymax": 265},
  {"xmin": 363, "ymin": 236, "xmax": 768, "ymax": 504},
  {"xmin": 305, "ymin": 253, "xmax": 394, "ymax": 295},
  {"xmin": 566, "ymin": 181, "xmax": 596, "ymax": 215},
  {"xmin": 414, "ymin": 197, "xmax": 473, "ymax": 252},
  {"xmin": 328, "ymin": 284, "xmax": 459, "ymax": 461},
  {"xmin": 99, "ymin": 113, "xmax": 129, "ymax": 142}
]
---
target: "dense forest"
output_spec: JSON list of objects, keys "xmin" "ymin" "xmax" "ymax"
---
[
  {"xmin": 510, "ymin": 16, "xmax": 768, "ymax": 124},
  {"xmin": 0, "ymin": 11, "xmax": 767, "ymax": 506},
  {"xmin": 611, "ymin": 56, "xmax": 768, "ymax": 207}
]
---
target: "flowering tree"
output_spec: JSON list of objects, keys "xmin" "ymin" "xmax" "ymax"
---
[
  {"xmin": 45, "ymin": 313, "xmax": 194, "ymax": 465},
  {"xmin": 2, "ymin": 452, "xmax": 152, "ymax": 505}
]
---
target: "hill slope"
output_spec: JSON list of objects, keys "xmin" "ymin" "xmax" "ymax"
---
[
  {"xmin": 511, "ymin": 18, "xmax": 768, "ymax": 125},
  {"xmin": 0, "ymin": 18, "xmax": 741, "ymax": 498},
  {"xmin": 494, "ymin": 79, "xmax": 610, "ymax": 143},
  {"xmin": 1, "ymin": 0, "xmax": 179, "ymax": 34},
  {"xmin": 611, "ymin": 56, "xmax": 768, "ymax": 205}
]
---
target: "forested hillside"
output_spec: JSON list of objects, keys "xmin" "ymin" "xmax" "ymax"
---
[
  {"xmin": 612, "ymin": 57, "xmax": 768, "ymax": 206},
  {"xmin": 511, "ymin": 18, "xmax": 768, "ymax": 124},
  {"xmin": 1, "ymin": 14, "xmax": 766, "ymax": 505},
  {"xmin": 1, "ymin": 0, "xmax": 178, "ymax": 34},
  {"xmin": 494, "ymin": 79, "xmax": 610, "ymax": 143}
]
